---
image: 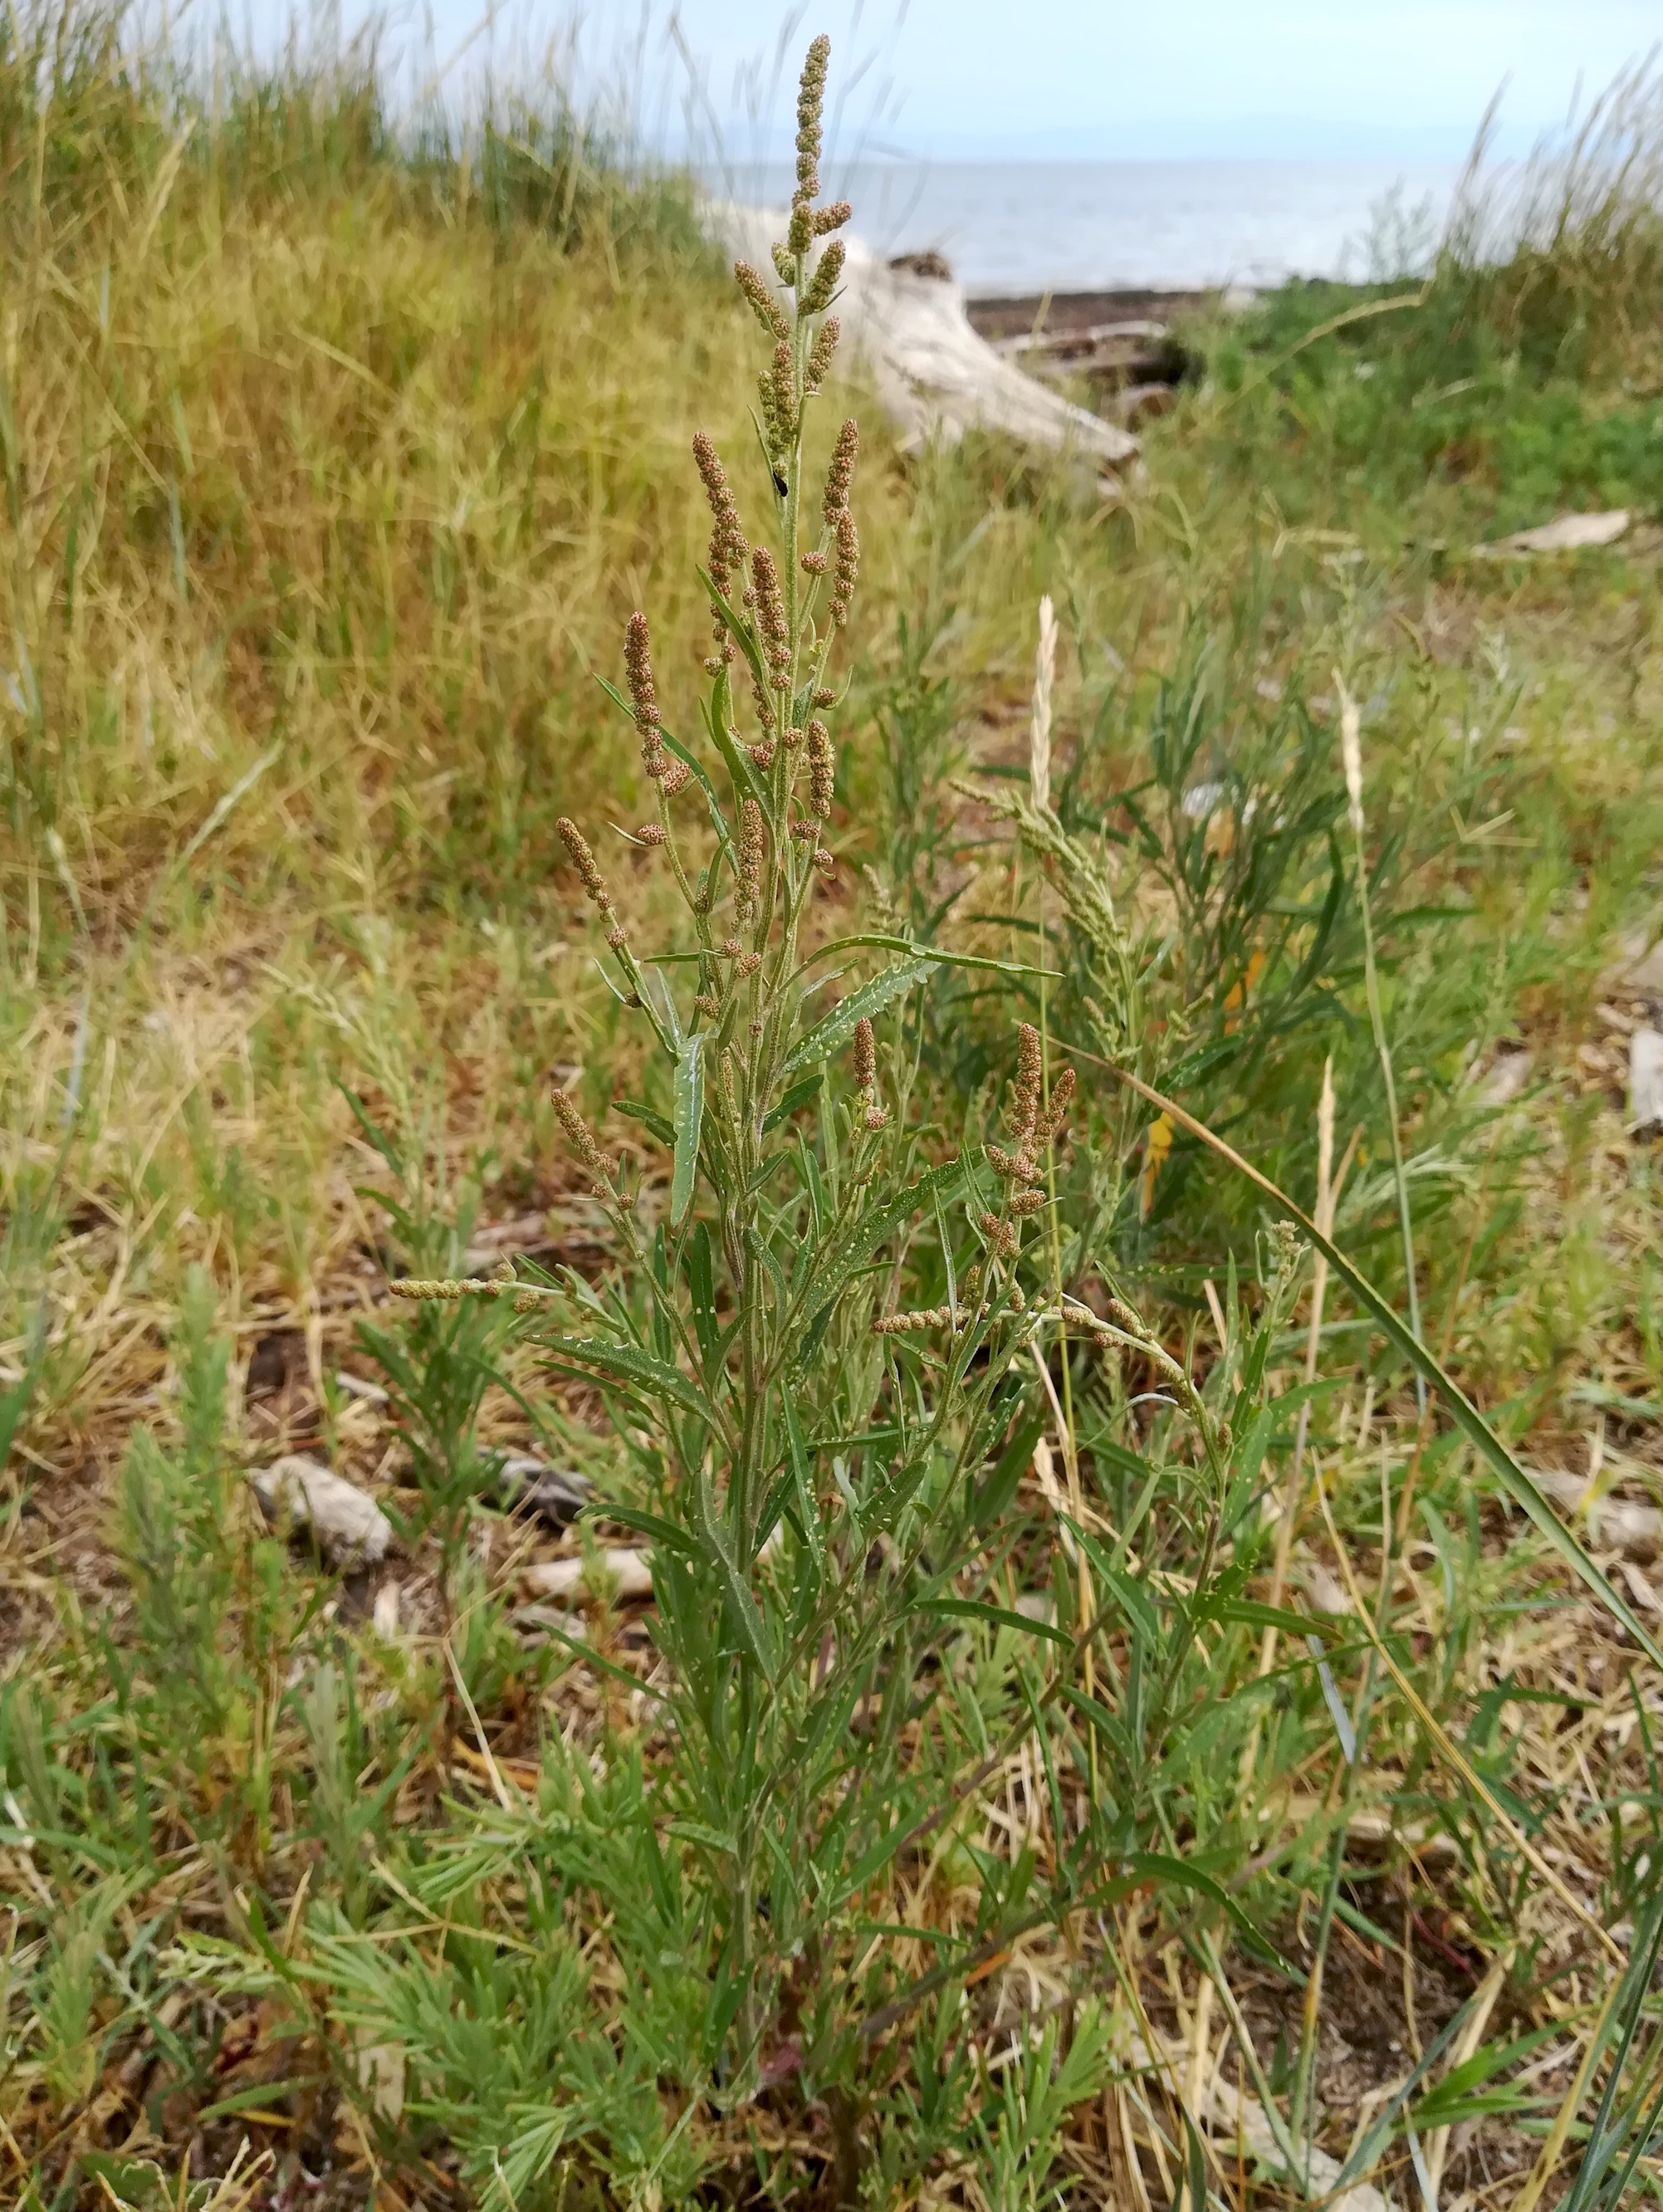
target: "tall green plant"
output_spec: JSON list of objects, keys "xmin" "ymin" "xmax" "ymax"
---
[{"xmin": 385, "ymin": 38, "xmax": 1284, "ymax": 2193}]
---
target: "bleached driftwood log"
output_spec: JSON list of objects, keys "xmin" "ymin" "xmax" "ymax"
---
[{"xmin": 707, "ymin": 203, "xmax": 1138, "ymax": 474}]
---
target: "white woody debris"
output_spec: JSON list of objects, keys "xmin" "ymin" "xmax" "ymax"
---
[{"xmin": 707, "ymin": 202, "xmax": 1138, "ymax": 472}]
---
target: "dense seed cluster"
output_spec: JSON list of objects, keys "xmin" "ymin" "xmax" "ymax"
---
[
  {"xmin": 751, "ymin": 547, "xmax": 791, "ymax": 683},
  {"xmin": 851, "ymin": 1015, "xmax": 888, "ymax": 1129},
  {"xmin": 872, "ymin": 1304, "xmax": 971, "ymax": 1336},
  {"xmin": 693, "ymin": 430, "xmax": 746, "ymax": 669},
  {"xmin": 803, "ymin": 244, "xmax": 844, "ymax": 316},
  {"xmin": 788, "ymin": 34, "xmax": 831, "ymax": 253},
  {"xmin": 804, "ymin": 315, "xmax": 840, "ymax": 395},
  {"xmin": 762, "ymin": 338, "xmax": 797, "ymax": 453},
  {"xmin": 824, "ymin": 418, "xmax": 858, "ymax": 520},
  {"xmin": 807, "ymin": 719, "xmax": 834, "ymax": 817},
  {"xmin": 737, "ymin": 798, "xmax": 765, "ymax": 921},
  {"xmin": 820, "ymin": 418, "xmax": 861, "ymax": 631},
  {"xmin": 987, "ymin": 1027, "xmax": 1074, "ymax": 1184},
  {"xmin": 557, "ymin": 817, "xmax": 619, "ymax": 948},
  {"xmin": 624, "ymin": 613, "xmax": 665, "ymax": 780},
  {"xmin": 550, "ymin": 1087, "xmax": 614, "ymax": 1198},
  {"xmin": 734, "ymin": 260, "xmax": 788, "ymax": 342},
  {"xmin": 852, "ymin": 1016, "xmax": 876, "ymax": 1090}
]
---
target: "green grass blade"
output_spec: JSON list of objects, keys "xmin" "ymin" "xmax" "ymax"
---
[{"xmin": 1080, "ymin": 1052, "xmax": 1663, "ymax": 1674}]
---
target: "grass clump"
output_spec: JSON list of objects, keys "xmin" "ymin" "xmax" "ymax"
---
[{"xmin": 3, "ymin": 15, "xmax": 1663, "ymax": 2212}]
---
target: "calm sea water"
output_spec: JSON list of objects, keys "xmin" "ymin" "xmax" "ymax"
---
[{"xmin": 712, "ymin": 159, "xmax": 1461, "ymax": 295}]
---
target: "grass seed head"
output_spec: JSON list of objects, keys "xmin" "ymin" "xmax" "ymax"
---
[
  {"xmin": 1011, "ymin": 1021, "xmax": 1043, "ymax": 1135},
  {"xmin": 692, "ymin": 430, "xmax": 747, "ymax": 651},
  {"xmin": 1039, "ymin": 1065, "xmax": 1075, "ymax": 1144},
  {"xmin": 808, "ymin": 718, "xmax": 834, "ymax": 815},
  {"xmin": 794, "ymin": 35, "xmax": 831, "ymax": 208},
  {"xmin": 769, "ymin": 337, "xmax": 798, "ymax": 443}
]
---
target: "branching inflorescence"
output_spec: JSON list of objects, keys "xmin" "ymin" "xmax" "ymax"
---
[
  {"xmin": 541, "ymin": 33, "xmax": 862, "ymax": 1152},
  {"xmin": 387, "ymin": 36, "xmax": 1106, "ymax": 2117}
]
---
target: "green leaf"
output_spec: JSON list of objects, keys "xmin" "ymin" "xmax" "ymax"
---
[
  {"xmin": 702, "ymin": 680, "xmax": 770, "ymax": 813},
  {"xmin": 694, "ymin": 1466, "xmax": 775, "ymax": 1681},
  {"xmin": 798, "ymin": 1157, "xmax": 968, "ymax": 1345},
  {"xmin": 671, "ymin": 1032, "xmax": 705, "ymax": 1231},
  {"xmin": 1201, "ymin": 1597, "xmax": 1346, "ymax": 1646},
  {"xmin": 793, "ymin": 932, "xmax": 1064, "ymax": 981},
  {"xmin": 536, "ymin": 1334, "xmax": 717, "ymax": 1429},
  {"xmin": 195, "ymin": 2077, "xmax": 316, "ymax": 2124},
  {"xmin": 686, "ymin": 1223, "xmax": 719, "ymax": 1370},
  {"xmin": 619, "ymin": 1096, "xmax": 675, "ymax": 1148},
  {"xmin": 974, "ymin": 1405, "xmax": 1047, "ymax": 1529},
  {"xmin": 668, "ymin": 1818, "xmax": 735, "ymax": 1856},
  {"xmin": 1068, "ymin": 1521, "xmax": 1162, "ymax": 1647},
  {"xmin": 604, "ymin": 1505, "xmax": 702, "ymax": 1563},
  {"xmin": 782, "ymin": 1389, "xmax": 826, "ymax": 1576},
  {"xmin": 764, "ymin": 1068, "xmax": 824, "ymax": 1132},
  {"xmin": 1091, "ymin": 1060, "xmax": 1663, "ymax": 1674},
  {"xmin": 694, "ymin": 565, "xmax": 773, "ymax": 714},
  {"xmin": 1100, "ymin": 1852, "xmax": 1294, "ymax": 1969},
  {"xmin": 922, "ymin": 1598, "xmax": 1071, "ymax": 1648},
  {"xmin": 785, "ymin": 958, "xmax": 937, "ymax": 1075}
]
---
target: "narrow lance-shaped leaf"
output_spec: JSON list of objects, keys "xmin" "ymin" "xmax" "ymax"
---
[
  {"xmin": 671, "ymin": 1031, "xmax": 704, "ymax": 1231},
  {"xmin": 785, "ymin": 958, "xmax": 937, "ymax": 1074},
  {"xmin": 795, "ymin": 1157, "xmax": 969, "ymax": 1348},
  {"xmin": 534, "ymin": 1334, "xmax": 720, "ymax": 1431},
  {"xmin": 694, "ymin": 1466, "xmax": 775, "ymax": 1681}
]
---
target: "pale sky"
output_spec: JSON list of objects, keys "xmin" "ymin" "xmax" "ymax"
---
[{"xmin": 285, "ymin": 1, "xmax": 1663, "ymax": 162}]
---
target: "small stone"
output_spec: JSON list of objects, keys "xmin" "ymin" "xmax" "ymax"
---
[
  {"xmin": 252, "ymin": 1456, "xmax": 392, "ymax": 1569},
  {"xmin": 1304, "ymin": 1564, "xmax": 1352, "ymax": 1617},
  {"xmin": 1630, "ymin": 1028, "xmax": 1663, "ymax": 1134},
  {"xmin": 493, "ymin": 1455, "xmax": 592, "ymax": 1529},
  {"xmin": 1480, "ymin": 1047, "xmax": 1533, "ymax": 1106},
  {"xmin": 372, "ymin": 1580, "xmax": 401, "ymax": 1638},
  {"xmin": 521, "ymin": 1549, "xmax": 653, "ymax": 1604}
]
